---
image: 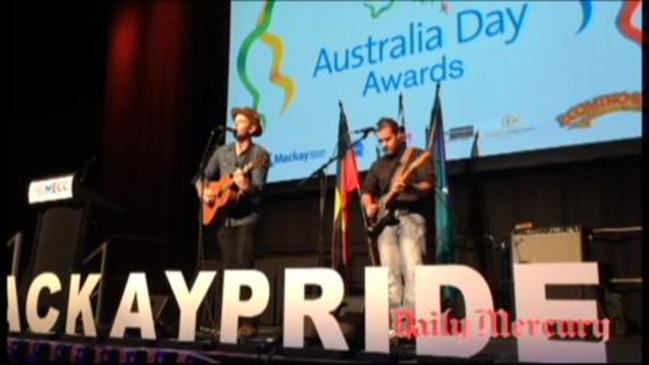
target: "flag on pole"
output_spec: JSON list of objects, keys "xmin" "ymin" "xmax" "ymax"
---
[
  {"xmin": 426, "ymin": 83, "xmax": 456, "ymax": 265},
  {"xmin": 332, "ymin": 108, "xmax": 361, "ymax": 268},
  {"xmin": 398, "ymin": 92, "xmax": 409, "ymax": 144},
  {"xmin": 398, "ymin": 92, "xmax": 406, "ymax": 131},
  {"xmin": 470, "ymin": 131, "xmax": 480, "ymax": 158}
]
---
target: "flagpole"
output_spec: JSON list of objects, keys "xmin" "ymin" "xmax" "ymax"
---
[
  {"xmin": 398, "ymin": 92, "xmax": 405, "ymax": 132},
  {"xmin": 427, "ymin": 82, "xmax": 441, "ymax": 151},
  {"xmin": 340, "ymin": 105, "xmax": 378, "ymax": 267},
  {"xmin": 297, "ymin": 102, "xmax": 375, "ymax": 269},
  {"xmin": 337, "ymin": 103, "xmax": 381, "ymax": 267}
]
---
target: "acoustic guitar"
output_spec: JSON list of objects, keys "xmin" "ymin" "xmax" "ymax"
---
[{"xmin": 201, "ymin": 154, "xmax": 270, "ymax": 225}]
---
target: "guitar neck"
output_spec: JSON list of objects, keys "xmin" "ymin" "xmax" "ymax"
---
[
  {"xmin": 381, "ymin": 151, "xmax": 432, "ymax": 207},
  {"xmin": 241, "ymin": 162, "xmax": 254, "ymax": 174}
]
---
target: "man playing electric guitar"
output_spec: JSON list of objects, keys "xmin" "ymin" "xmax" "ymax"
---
[
  {"xmin": 361, "ymin": 117, "xmax": 435, "ymax": 338},
  {"xmin": 198, "ymin": 106, "xmax": 270, "ymax": 338}
]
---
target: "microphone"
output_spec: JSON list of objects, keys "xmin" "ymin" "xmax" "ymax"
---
[
  {"xmin": 214, "ymin": 125, "xmax": 236, "ymax": 134},
  {"xmin": 351, "ymin": 126, "xmax": 376, "ymax": 134},
  {"xmin": 79, "ymin": 156, "xmax": 97, "ymax": 184}
]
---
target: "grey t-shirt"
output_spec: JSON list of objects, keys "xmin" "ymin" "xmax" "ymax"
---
[{"xmin": 204, "ymin": 142, "xmax": 270, "ymax": 226}]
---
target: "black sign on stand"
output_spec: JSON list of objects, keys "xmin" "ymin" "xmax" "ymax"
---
[{"xmin": 23, "ymin": 173, "xmax": 121, "ymax": 332}]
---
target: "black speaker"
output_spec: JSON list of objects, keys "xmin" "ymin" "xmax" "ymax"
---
[
  {"xmin": 32, "ymin": 207, "xmax": 85, "ymax": 273},
  {"xmin": 23, "ymin": 206, "xmax": 87, "ymax": 332}
]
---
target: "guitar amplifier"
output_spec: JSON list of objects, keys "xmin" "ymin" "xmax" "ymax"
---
[
  {"xmin": 510, "ymin": 226, "xmax": 592, "ymax": 301},
  {"xmin": 511, "ymin": 225, "xmax": 588, "ymax": 264}
]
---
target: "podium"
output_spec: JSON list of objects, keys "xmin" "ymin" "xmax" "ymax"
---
[{"xmin": 25, "ymin": 173, "xmax": 121, "ymax": 331}]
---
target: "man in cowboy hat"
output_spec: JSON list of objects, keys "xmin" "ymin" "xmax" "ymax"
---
[{"xmin": 200, "ymin": 106, "xmax": 270, "ymax": 338}]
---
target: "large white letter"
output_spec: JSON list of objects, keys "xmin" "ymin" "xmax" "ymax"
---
[
  {"xmin": 364, "ymin": 267, "xmax": 389, "ymax": 353},
  {"xmin": 109, "ymin": 273, "xmax": 156, "ymax": 340},
  {"xmin": 416, "ymin": 265, "xmax": 493, "ymax": 358},
  {"xmin": 166, "ymin": 271, "xmax": 217, "ymax": 341},
  {"xmin": 26, "ymin": 272, "xmax": 61, "ymax": 334},
  {"xmin": 514, "ymin": 263, "xmax": 606, "ymax": 362},
  {"xmin": 65, "ymin": 273, "xmax": 101, "ymax": 337},
  {"xmin": 283, "ymin": 268, "xmax": 347, "ymax": 350},
  {"xmin": 220, "ymin": 270, "xmax": 269, "ymax": 344},
  {"xmin": 7, "ymin": 276, "xmax": 21, "ymax": 332}
]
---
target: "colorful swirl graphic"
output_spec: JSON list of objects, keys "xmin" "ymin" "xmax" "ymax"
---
[
  {"xmin": 616, "ymin": 0, "xmax": 643, "ymax": 45},
  {"xmin": 261, "ymin": 33, "xmax": 296, "ymax": 113},
  {"xmin": 577, "ymin": 0, "xmax": 642, "ymax": 46},
  {"xmin": 364, "ymin": 0, "xmax": 450, "ymax": 19},
  {"xmin": 364, "ymin": 0, "xmax": 395, "ymax": 19},
  {"xmin": 577, "ymin": 0, "xmax": 592, "ymax": 34},
  {"xmin": 236, "ymin": 0, "xmax": 297, "ymax": 129}
]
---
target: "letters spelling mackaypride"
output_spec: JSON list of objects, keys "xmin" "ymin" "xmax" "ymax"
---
[{"xmin": 7, "ymin": 263, "xmax": 610, "ymax": 361}]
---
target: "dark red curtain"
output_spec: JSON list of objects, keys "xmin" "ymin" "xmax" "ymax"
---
[{"xmin": 102, "ymin": 0, "xmax": 191, "ymax": 239}]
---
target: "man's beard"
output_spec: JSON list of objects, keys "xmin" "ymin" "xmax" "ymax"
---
[{"xmin": 383, "ymin": 146, "xmax": 397, "ymax": 156}]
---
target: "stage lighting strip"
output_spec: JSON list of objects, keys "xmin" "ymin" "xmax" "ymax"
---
[{"xmin": 6, "ymin": 337, "xmax": 219, "ymax": 364}]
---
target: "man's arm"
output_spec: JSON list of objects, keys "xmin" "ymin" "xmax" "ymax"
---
[
  {"xmin": 361, "ymin": 192, "xmax": 379, "ymax": 218},
  {"xmin": 409, "ymin": 154, "xmax": 436, "ymax": 197},
  {"xmin": 361, "ymin": 165, "xmax": 380, "ymax": 218}
]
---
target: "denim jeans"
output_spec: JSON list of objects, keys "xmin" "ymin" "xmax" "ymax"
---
[{"xmin": 377, "ymin": 210, "xmax": 427, "ymax": 311}]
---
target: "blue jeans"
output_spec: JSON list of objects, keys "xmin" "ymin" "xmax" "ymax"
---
[{"xmin": 377, "ymin": 210, "xmax": 427, "ymax": 311}]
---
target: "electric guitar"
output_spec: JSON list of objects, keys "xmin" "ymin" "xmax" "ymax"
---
[
  {"xmin": 201, "ymin": 154, "xmax": 270, "ymax": 226},
  {"xmin": 366, "ymin": 150, "xmax": 432, "ymax": 240}
]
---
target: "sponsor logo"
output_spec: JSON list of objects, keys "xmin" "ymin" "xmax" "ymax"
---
[
  {"xmin": 556, "ymin": 91, "xmax": 642, "ymax": 129},
  {"xmin": 485, "ymin": 114, "xmax": 534, "ymax": 139},
  {"xmin": 28, "ymin": 175, "xmax": 75, "ymax": 204},
  {"xmin": 273, "ymin": 149, "xmax": 327, "ymax": 164},
  {"xmin": 447, "ymin": 125, "xmax": 474, "ymax": 141},
  {"xmin": 272, "ymin": 142, "xmax": 363, "ymax": 166},
  {"xmin": 501, "ymin": 114, "xmax": 520, "ymax": 129},
  {"xmin": 44, "ymin": 181, "xmax": 70, "ymax": 194}
]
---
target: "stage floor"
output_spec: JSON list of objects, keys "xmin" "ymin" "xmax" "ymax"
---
[{"xmin": 7, "ymin": 330, "xmax": 642, "ymax": 363}]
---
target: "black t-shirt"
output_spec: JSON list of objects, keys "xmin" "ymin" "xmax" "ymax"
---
[{"xmin": 362, "ymin": 145, "xmax": 435, "ymax": 213}]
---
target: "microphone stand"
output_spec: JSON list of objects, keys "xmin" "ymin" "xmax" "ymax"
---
[
  {"xmin": 297, "ymin": 128, "xmax": 374, "ymax": 268},
  {"xmin": 193, "ymin": 125, "xmax": 225, "ymax": 334}
]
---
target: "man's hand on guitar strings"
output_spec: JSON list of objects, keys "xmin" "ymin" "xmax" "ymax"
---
[
  {"xmin": 365, "ymin": 202, "xmax": 379, "ymax": 218},
  {"xmin": 392, "ymin": 177, "xmax": 408, "ymax": 194},
  {"xmin": 233, "ymin": 168, "xmax": 251, "ymax": 192},
  {"xmin": 203, "ymin": 188, "xmax": 216, "ymax": 204}
]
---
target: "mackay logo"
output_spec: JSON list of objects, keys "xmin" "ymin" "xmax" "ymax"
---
[{"xmin": 556, "ymin": 91, "xmax": 642, "ymax": 129}]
